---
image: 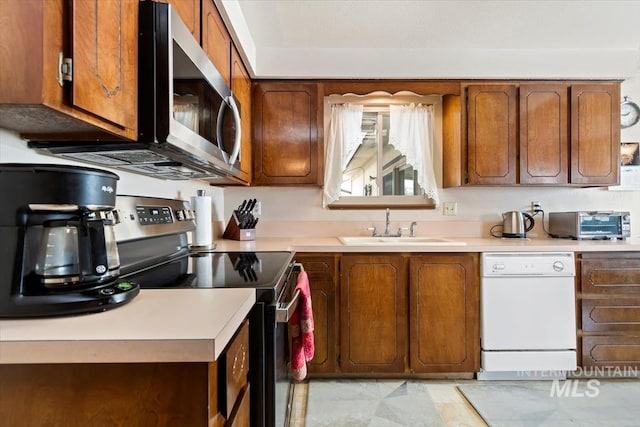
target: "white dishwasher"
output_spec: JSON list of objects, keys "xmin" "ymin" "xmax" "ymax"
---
[{"xmin": 479, "ymin": 252, "xmax": 577, "ymax": 380}]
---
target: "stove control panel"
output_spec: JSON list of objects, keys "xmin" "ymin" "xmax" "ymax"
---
[{"xmin": 114, "ymin": 196, "xmax": 195, "ymax": 243}]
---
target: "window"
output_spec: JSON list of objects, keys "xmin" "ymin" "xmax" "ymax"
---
[
  {"xmin": 344, "ymin": 109, "xmax": 421, "ymax": 197},
  {"xmin": 323, "ymin": 92, "xmax": 441, "ymax": 209}
]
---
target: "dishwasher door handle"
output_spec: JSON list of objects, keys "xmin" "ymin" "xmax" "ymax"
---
[{"xmin": 276, "ymin": 289, "xmax": 300, "ymax": 323}]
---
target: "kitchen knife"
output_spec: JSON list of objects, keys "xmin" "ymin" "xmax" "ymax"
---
[{"xmin": 246, "ymin": 198, "xmax": 256, "ymax": 214}]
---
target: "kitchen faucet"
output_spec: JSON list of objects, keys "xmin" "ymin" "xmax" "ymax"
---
[{"xmin": 368, "ymin": 209, "xmax": 416, "ymax": 237}]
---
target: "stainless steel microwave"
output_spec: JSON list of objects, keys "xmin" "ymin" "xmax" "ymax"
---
[
  {"xmin": 30, "ymin": 2, "xmax": 242, "ymax": 182},
  {"xmin": 548, "ymin": 211, "xmax": 631, "ymax": 240}
]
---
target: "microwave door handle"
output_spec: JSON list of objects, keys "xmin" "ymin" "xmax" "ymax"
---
[
  {"xmin": 215, "ymin": 100, "xmax": 230, "ymax": 164},
  {"xmin": 215, "ymin": 96, "xmax": 242, "ymax": 167},
  {"xmin": 276, "ymin": 289, "xmax": 300, "ymax": 323},
  {"xmin": 227, "ymin": 96, "xmax": 242, "ymax": 166}
]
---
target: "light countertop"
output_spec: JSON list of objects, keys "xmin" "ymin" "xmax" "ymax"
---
[
  {"xmin": 0, "ymin": 288, "xmax": 255, "ymax": 364},
  {"xmin": 212, "ymin": 236, "xmax": 640, "ymax": 253},
  {"xmin": 2, "ymin": 235, "xmax": 638, "ymax": 366}
]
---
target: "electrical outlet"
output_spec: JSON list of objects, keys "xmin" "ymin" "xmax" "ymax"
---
[
  {"xmin": 531, "ymin": 200, "xmax": 542, "ymax": 214},
  {"xmin": 443, "ymin": 202, "xmax": 458, "ymax": 216},
  {"xmin": 252, "ymin": 201, "xmax": 261, "ymax": 216}
]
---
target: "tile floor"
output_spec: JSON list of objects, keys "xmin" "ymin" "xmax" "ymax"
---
[{"xmin": 289, "ymin": 379, "xmax": 487, "ymax": 427}]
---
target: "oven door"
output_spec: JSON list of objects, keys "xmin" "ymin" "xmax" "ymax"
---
[{"xmin": 261, "ymin": 263, "xmax": 302, "ymax": 427}]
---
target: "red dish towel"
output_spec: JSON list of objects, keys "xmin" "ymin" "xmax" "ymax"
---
[{"xmin": 291, "ymin": 270, "xmax": 314, "ymax": 382}]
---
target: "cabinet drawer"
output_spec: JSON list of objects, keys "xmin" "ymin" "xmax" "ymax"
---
[
  {"xmin": 296, "ymin": 254, "xmax": 336, "ymax": 281},
  {"xmin": 221, "ymin": 320, "xmax": 249, "ymax": 418},
  {"xmin": 582, "ymin": 335, "xmax": 640, "ymax": 368},
  {"xmin": 582, "ymin": 298, "xmax": 640, "ymax": 332},
  {"xmin": 580, "ymin": 257, "xmax": 640, "ymax": 295}
]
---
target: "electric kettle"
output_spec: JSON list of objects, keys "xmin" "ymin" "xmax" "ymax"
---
[{"xmin": 502, "ymin": 211, "xmax": 535, "ymax": 238}]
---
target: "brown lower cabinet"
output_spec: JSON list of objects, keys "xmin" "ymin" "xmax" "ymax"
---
[
  {"xmin": 578, "ymin": 252, "xmax": 640, "ymax": 368},
  {"xmin": 296, "ymin": 253, "xmax": 340, "ymax": 374},
  {"xmin": 409, "ymin": 254, "xmax": 480, "ymax": 373},
  {"xmin": 0, "ymin": 319, "xmax": 250, "ymax": 427},
  {"xmin": 298, "ymin": 252, "xmax": 480, "ymax": 376},
  {"xmin": 340, "ymin": 254, "xmax": 409, "ymax": 373}
]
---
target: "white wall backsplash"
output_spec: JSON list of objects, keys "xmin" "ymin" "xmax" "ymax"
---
[{"xmin": 0, "ymin": 129, "xmax": 225, "ymax": 222}]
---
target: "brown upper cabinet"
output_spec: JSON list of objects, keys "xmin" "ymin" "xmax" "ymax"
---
[
  {"xmin": 0, "ymin": 0, "xmax": 138, "ymax": 140},
  {"xmin": 447, "ymin": 81, "xmax": 620, "ymax": 187},
  {"xmin": 166, "ymin": 0, "xmax": 201, "ymax": 41},
  {"xmin": 201, "ymin": 0, "xmax": 231, "ymax": 87},
  {"xmin": 571, "ymin": 84, "xmax": 621, "ymax": 185},
  {"xmin": 231, "ymin": 46, "xmax": 252, "ymax": 184},
  {"xmin": 252, "ymin": 82, "xmax": 324, "ymax": 185},
  {"xmin": 519, "ymin": 84, "xmax": 570, "ymax": 184},
  {"xmin": 466, "ymin": 84, "xmax": 518, "ymax": 185}
]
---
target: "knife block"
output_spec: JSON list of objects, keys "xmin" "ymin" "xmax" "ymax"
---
[{"xmin": 223, "ymin": 213, "xmax": 256, "ymax": 241}]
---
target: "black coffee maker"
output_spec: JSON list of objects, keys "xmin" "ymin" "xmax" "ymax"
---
[{"xmin": 0, "ymin": 164, "xmax": 139, "ymax": 317}]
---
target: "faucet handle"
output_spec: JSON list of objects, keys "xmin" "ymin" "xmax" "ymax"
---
[
  {"xmin": 366, "ymin": 226, "xmax": 377, "ymax": 236},
  {"xmin": 410, "ymin": 221, "xmax": 417, "ymax": 237}
]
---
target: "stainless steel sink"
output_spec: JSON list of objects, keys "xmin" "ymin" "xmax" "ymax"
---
[{"xmin": 338, "ymin": 236, "xmax": 466, "ymax": 246}]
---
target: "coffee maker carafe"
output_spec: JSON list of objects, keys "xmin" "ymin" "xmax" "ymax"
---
[
  {"xmin": 35, "ymin": 211, "xmax": 120, "ymax": 287},
  {"xmin": 0, "ymin": 164, "xmax": 139, "ymax": 317}
]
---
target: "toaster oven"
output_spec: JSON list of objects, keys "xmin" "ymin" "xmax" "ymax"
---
[{"xmin": 548, "ymin": 211, "xmax": 631, "ymax": 240}]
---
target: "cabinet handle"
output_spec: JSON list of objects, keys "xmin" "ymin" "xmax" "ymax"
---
[
  {"xmin": 57, "ymin": 52, "xmax": 73, "ymax": 86},
  {"xmin": 232, "ymin": 344, "xmax": 247, "ymax": 381}
]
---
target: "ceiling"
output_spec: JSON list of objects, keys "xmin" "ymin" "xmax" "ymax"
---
[{"xmin": 218, "ymin": 0, "xmax": 640, "ymax": 79}]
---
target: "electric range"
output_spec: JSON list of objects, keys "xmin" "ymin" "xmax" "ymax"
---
[{"xmin": 114, "ymin": 195, "xmax": 298, "ymax": 427}]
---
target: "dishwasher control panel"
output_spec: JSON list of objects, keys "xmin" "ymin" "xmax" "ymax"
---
[{"xmin": 481, "ymin": 252, "xmax": 575, "ymax": 277}]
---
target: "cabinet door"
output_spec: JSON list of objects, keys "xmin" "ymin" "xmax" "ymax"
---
[
  {"xmin": 296, "ymin": 254, "xmax": 339, "ymax": 374},
  {"xmin": 340, "ymin": 255, "xmax": 407, "ymax": 373},
  {"xmin": 253, "ymin": 83, "xmax": 323, "ymax": 185},
  {"xmin": 519, "ymin": 84, "xmax": 569, "ymax": 184},
  {"xmin": 167, "ymin": 0, "xmax": 201, "ymax": 41},
  {"xmin": 221, "ymin": 320, "xmax": 250, "ymax": 419},
  {"xmin": 231, "ymin": 46, "xmax": 252, "ymax": 183},
  {"xmin": 409, "ymin": 254, "xmax": 479, "ymax": 373},
  {"xmin": 570, "ymin": 83, "xmax": 620, "ymax": 185},
  {"xmin": 201, "ymin": 0, "xmax": 231, "ymax": 87},
  {"xmin": 466, "ymin": 84, "xmax": 517, "ymax": 185},
  {"xmin": 71, "ymin": 0, "xmax": 137, "ymax": 134}
]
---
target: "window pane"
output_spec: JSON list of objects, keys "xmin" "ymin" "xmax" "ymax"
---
[{"xmin": 342, "ymin": 109, "xmax": 423, "ymax": 197}]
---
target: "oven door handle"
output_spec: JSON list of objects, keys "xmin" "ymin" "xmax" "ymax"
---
[{"xmin": 276, "ymin": 289, "xmax": 300, "ymax": 323}]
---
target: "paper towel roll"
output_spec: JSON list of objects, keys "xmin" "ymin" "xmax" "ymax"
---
[{"xmin": 191, "ymin": 191, "xmax": 214, "ymax": 249}]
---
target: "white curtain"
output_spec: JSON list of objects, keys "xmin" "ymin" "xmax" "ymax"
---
[
  {"xmin": 389, "ymin": 104, "xmax": 439, "ymax": 204},
  {"xmin": 323, "ymin": 104, "xmax": 364, "ymax": 207}
]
